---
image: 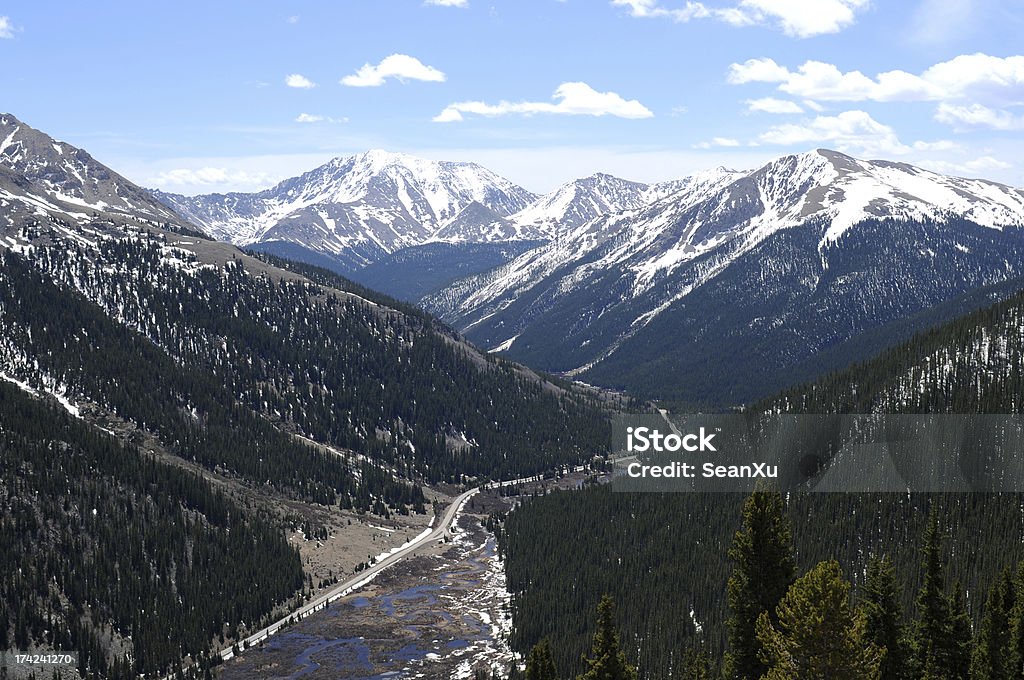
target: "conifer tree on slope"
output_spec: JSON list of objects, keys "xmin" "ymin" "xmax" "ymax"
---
[
  {"xmin": 678, "ymin": 648, "xmax": 713, "ymax": 680},
  {"xmin": 527, "ymin": 639, "xmax": 559, "ymax": 680},
  {"xmin": 755, "ymin": 559, "xmax": 883, "ymax": 680},
  {"xmin": 724, "ymin": 490, "xmax": 797, "ymax": 680},
  {"xmin": 971, "ymin": 569, "xmax": 1013, "ymax": 680},
  {"xmin": 577, "ymin": 595, "xmax": 637, "ymax": 680},
  {"xmin": 863, "ymin": 555, "xmax": 912, "ymax": 680},
  {"xmin": 948, "ymin": 582, "xmax": 973, "ymax": 680},
  {"xmin": 914, "ymin": 510, "xmax": 972, "ymax": 680},
  {"xmin": 1012, "ymin": 562, "xmax": 1024, "ymax": 680}
]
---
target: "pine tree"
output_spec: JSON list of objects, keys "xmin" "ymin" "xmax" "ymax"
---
[
  {"xmin": 577, "ymin": 595, "xmax": 637, "ymax": 680},
  {"xmin": 972, "ymin": 569, "xmax": 1013, "ymax": 680},
  {"xmin": 863, "ymin": 555, "xmax": 911, "ymax": 680},
  {"xmin": 914, "ymin": 510, "xmax": 955, "ymax": 678},
  {"xmin": 1011, "ymin": 562, "xmax": 1024, "ymax": 680},
  {"xmin": 755, "ymin": 560, "xmax": 883, "ymax": 680},
  {"xmin": 948, "ymin": 582, "xmax": 972, "ymax": 680},
  {"xmin": 724, "ymin": 490, "xmax": 796, "ymax": 680},
  {"xmin": 913, "ymin": 511, "xmax": 974, "ymax": 680},
  {"xmin": 526, "ymin": 639, "xmax": 559, "ymax": 680},
  {"xmin": 678, "ymin": 648, "xmax": 713, "ymax": 680}
]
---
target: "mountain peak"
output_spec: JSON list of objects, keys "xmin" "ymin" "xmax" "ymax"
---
[
  {"xmin": 351, "ymin": 148, "xmax": 428, "ymax": 172},
  {"xmin": 0, "ymin": 112, "xmax": 186, "ymax": 230}
]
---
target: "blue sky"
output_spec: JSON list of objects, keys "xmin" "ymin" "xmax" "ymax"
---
[{"xmin": 2, "ymin": 0, "xmax": 1023, "ymax": 194}]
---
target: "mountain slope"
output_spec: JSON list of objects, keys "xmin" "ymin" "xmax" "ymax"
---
[
  {"xmin": 763, "ymin": 282, "xmax": 1024, "ymax": 414},
  {"xmin": 511, "ymin": 173, "xmax": 657, "ymax": 234},
  {"xmin": 426, "ymin": 149, "xmax": 1024, "ymax": 405},
  {"xmin": 1, "ymin": 118, "xmax": 610, "ymax": 485},
  {"xmin": 0, "ymin": 377, "xmax": 304, "ymax": 676},
  {"xmin": 345, "ymin": 239, "xmax": 546, "ymax": 301},
  {"xmin": 0, "ymin": 113, "xmax": 196, "ymax": 235}
]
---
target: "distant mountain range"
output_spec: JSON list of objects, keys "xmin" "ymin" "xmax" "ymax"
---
[
  {"xmin": 149, "ymin": 141, "xmax": 1024, "ymax": 406},
  {"xmin": 151, "ymin": 152, "xmax": 716, "ymax": 293},
  {"xmin": 423, "ymin": 149, "xmax": 1024, "ymax": 404},
  {"xmin": 153, "ymin": 150, "xmax": 538, "ymax": 272}
]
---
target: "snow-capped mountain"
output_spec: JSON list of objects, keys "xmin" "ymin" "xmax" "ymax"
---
[
  {"xmin": 154, "ymin": 150, "xmax": 539, "ymax": 271},
  {"xmin": 511, "ymin": 173, "xmax": 651, "ymax": 234},
  {"xmin": 0, "ymin": 113, "xmax": 188, "ymax": 235},
  {"xmin": 154, "ymin": 155, "xmax": 716, "ymax": 278},
  {"xmin": 424, "ymin": 149, "xmax": 1024, "ymax": 405}
]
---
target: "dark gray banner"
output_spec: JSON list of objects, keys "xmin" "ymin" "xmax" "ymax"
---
[{"xmin": 611, "ymin": 413, "xmax": 1024, "ymax": 493}]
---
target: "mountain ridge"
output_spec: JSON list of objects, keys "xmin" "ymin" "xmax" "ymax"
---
[
  {"xmin": 152, "ymin": 152, "xmax": 751, "ymax": 279},
  {"xmin": 424, "ymin": 149, "xmax": 1024, "ymax": 404},
  {"xmin": 153, "ymin": 150, "xmax": 540, "ymax": 270}
]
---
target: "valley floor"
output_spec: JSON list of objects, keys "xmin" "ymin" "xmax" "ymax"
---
[{"xmin": 217, "ymin": 510, "xmax": 515, "ymax": 679}]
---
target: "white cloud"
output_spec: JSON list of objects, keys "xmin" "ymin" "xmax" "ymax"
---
[
  {"xmin": 732, "ymin": 0, "xmax": 869, "ymax": 37},
  {"xmin": 694, "ymin": 137, "xmax": 742, "ymax": 148},
  {"xmin": 425, "ymin": 0, "xmax": 468, "ymax": 6},
  {"xmin": 935, "ymin": 103, "xmax": 1024, "ymax": 130},
  {"xmin": 341, "ymin": 54, "xmax": 446, "ymax": 87},
  {"xmin": 917, "ymin": 155, "xmax": 1013, "ymax": 176},
  {"xmin": 728, "ymin": 58, "xmax": 791, "ymax": 84},
  {"xmin": 611, "ymin": 0, "xmax": 868, "ymax": 37},
  {"xmin": 728, "ymin": 53, "xmax": 1024, "ymax": 103},
  {"xmin": 295, "ymin": 113, "xmax": 348, "ymax": 124},
  {"xmin": 286, "ymin": 15, "xmax": 300, "ymax": 24},
  {"xmin": 912, "ymin": 140, "xmax": 960, "ymax": 152},
  {"xmin": 746, "ymin": 97, "xmax": 803, "ymax": 114},
  {"xmin": 150, "ymin": 167, "xmax": 277, "ymax": 189},
  {"xmin": 285, "ymin": 73, "xmax": 317, "ymax": 89},
  {"xmin": 0, "ymin": 16, "xmax": 14, "ymax": 39},
  {"xmin": 758, "ymin": 110, "xmax": 954, "ymax": 156},
  {"xmin": 434, "ymin": 82, "xmax": 654, "ymax": 122},
  {"xmin": 610, "ymin": 0, "xmax": 712, "ymax": 21}
]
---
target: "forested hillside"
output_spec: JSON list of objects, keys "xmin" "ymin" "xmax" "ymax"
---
[
  {"xmin": 763, "ymin": 285, "xmax": 1024, "ymax": 414},
  {"xmin": 0, "ymin": 379, "xmax": 304, "ymax": 678},
  {"xmin": 0, "ymin": 249, "xmax": 413, "ymax": 507},
  {"xmin": 500, "ymin": 282, "xmax": 1024, "ymax": 679}
]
